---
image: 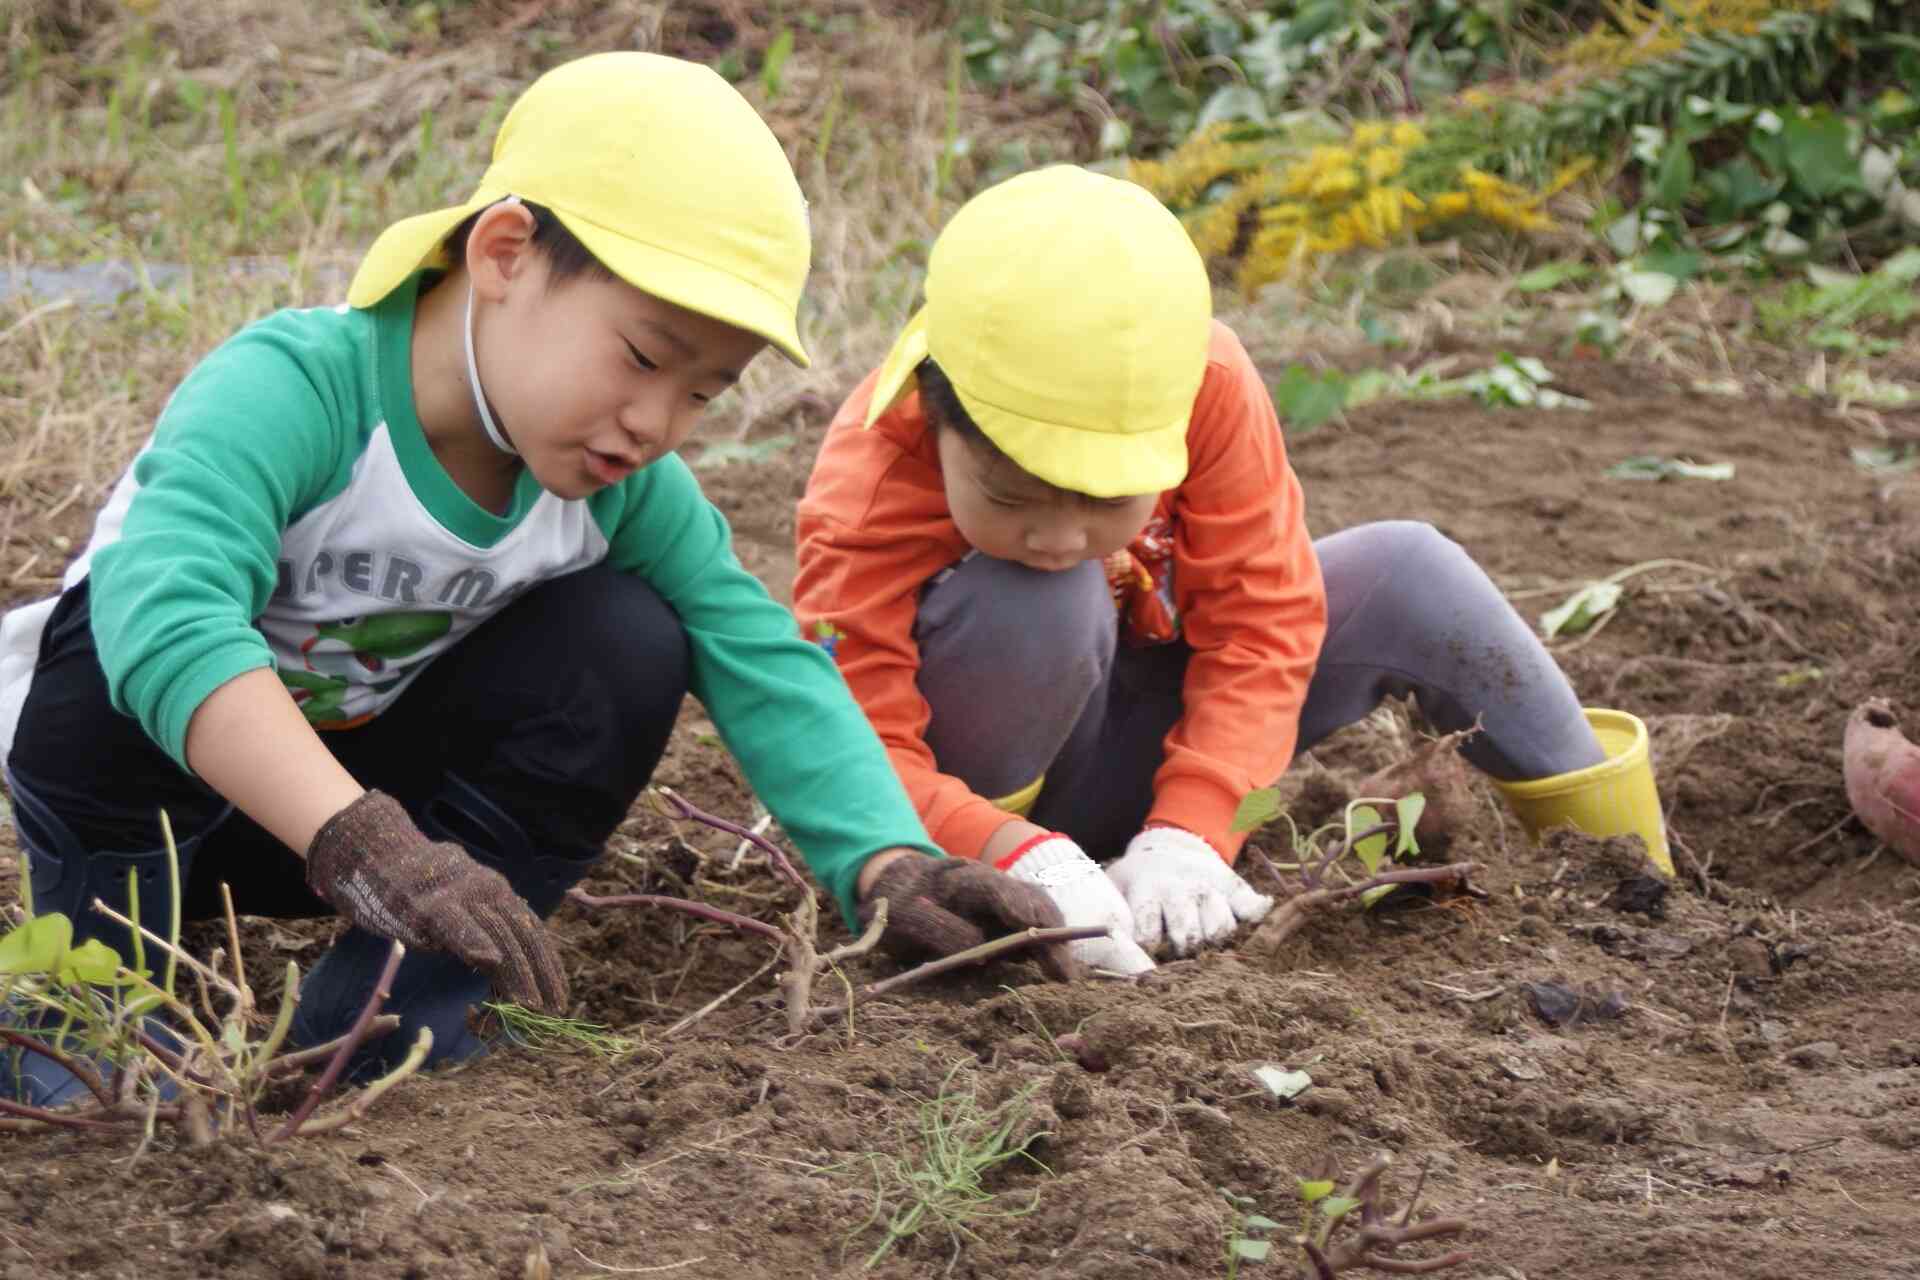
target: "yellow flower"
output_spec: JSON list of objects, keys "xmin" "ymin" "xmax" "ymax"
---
[
  {"xmin": 1185, "ymin": 206, "xmax": 1238, "ymax": 262},
  {"xmin": 1391, "ymin": 121, "xmax": 1426, "ymax": 148},
  {"xmin": 1351, "ymin": 122, "xmax": 1388, "ymax": 149},
  {"xmin": 1275, "ymin": 159, "xmax": 1319, "ymax": 199},
  {"xmin": 1460, "ymin": 166, "xmax": 1504, "ymax": 195},
  {"xmin": 1429, "ymin": 192, "xmax": 1472, "ymax": 218},
  {"xmin": 1367, "ymin": 186, "xmax": 1407, "ymax": 237},
  {"xmin": 1308, "ymin": 168, "xmax": 1359, "ymax": 200},
  {"xmin": 1260, "ymin": 202, "xmax": 1310, "ymax": 226},
  {"xmin": 1184, "ymin": 182, "xmax": 1258, "ymax": 259},
  {"xmin": 1127, "ymin": 124, "xmax": 1241, "ymax": 207},
  {"xmin": 1366, "ymin": 147, "xmax": 1405, "ymax": 184},
  {"xmin": 1545, "ymin": 155, "xmax": 1598, "ymax": 196},
  {"xmin": 1307, "ymin": 145, "xmax": 1352, "ymax": 175},
  {"xmin": 1239, "ymin": 223, "xmax": 1310, "ymax": 295}
]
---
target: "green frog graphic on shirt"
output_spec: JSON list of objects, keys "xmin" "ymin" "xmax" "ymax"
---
[{"xmin": 279, "ymin": 612, "xmax": 452, "ymax": 727}]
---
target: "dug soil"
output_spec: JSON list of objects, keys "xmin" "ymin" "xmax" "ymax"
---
[{"xmin": 4, "ymin": 341, "xmax": 1918, "ymax": 1279}]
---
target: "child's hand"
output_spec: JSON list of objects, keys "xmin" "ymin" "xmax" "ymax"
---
[
  {"xmin": 1107, "ymin": 826, "xmax": 1273, "ymax": 957},
  {"xmin": 857, "ymin": 851, "xmax": 1083, "ymax": 982},
  {"xmin": 306, "ymin": 791, "xmax": 569, "ymax": 1012},
  {"xmin": 994, "ymin": 834, "xmax": 1156, "ymax": 976}
]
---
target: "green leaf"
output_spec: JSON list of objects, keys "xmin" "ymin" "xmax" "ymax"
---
[
  {"xmin": 1231, "ymin": 1239, "xmax": 1273, "ymax": 1262},
  {"xmin": 1394, "ymin": 793, "xmax": 1426, "ymax": 857},
  {"xmin": 1513, "ymin": 261, "xmax": 1593, "ymax": 293},
  {"xmin": 1341, "ymin": 368, "xmax": 1396, "ymax": 409},
  {"xmin": 760, "ymin": 28, "xmax": 796, "ymax": 101},
  {"xmin": 222, "ymin": 1020, "xmax": 249, "ymax": 1055},
  {"xmin": 1358, "ymin": 314, "xmax": 1403, "ymax": 347},
  {"xmin": 59, "ymin": 938, "xmax": 134, "ymax": 986},
  {"xmin": 1232, "ymin": 787, "xmax": 1283, "ymax": 834},
  {"xmin": 1320, "ymin": 1195, "xmax": 1361, "ymax": 1222},
  {"xmin": 1197, "ymin": 84, "xmax": 1268, "ymax": 129},
  {"xmin": 1618, "ymin": 269, "xmax": 1679, "ymax": 307},
  {"xmin": 1605, "ymin": 455, "xmax": 1735, "ymax": 481},
  {"xmin": 1540, "ymin": 581, "xmax": 1623, "ymax": 639},
  {"xmin": 1780, "ymin": 110, "xmax": 1861, "ymax": 200},
  {"xmin": 0, "ymin": 913, "xmax": 73, "ymax": 976},
  {"xmin": 1284, "ymin": 0, "xmax": 1347, "ymax": 48},
  {"xmin": 1255, "ymin": 1065, "xmax": 1314, "ymax": 1099},
  {"xmin": 1603, "ymin": 210, "xmax": 1645, "ymax": 256},
  {"xmin": 1508, "ymin": 355, "xmax": 1555, "ymax": 385},
  {"xmin": 1701, "ymin": 157, "xmax": 1783, "ymax": 222},
  {"xmin": 1760, "ymin": 225, "xmax": 1810, "ymax": 258},
  {"xmin": 1652, "ymin": 138, "xmax": 1696, "ymax": 207},
  {"xmin": 1871, "ymin": 88, "xmax": 1919, "ymax": 130},
  {"xmin": 1359, "ymin": 883, "xmax": 1401, "ymax": 909},
  {"xmin": 1296, "ymin": 1177, "xmax": 1335, "ymax": 1204},
  {"xmin": 1850, "ymin": 444, "xmax": 1920, "ymax": 474},
  {"xmin": 1351, "ymin": 804, "xmax": 1388, "ymax": 874},
  {"xmin": 1271, "ymin": 365, "xmax": 1349, "ymax": 433},
  {"xmin": 1242, "ymin": 1214, "xmax": 1284, "ymax": 1232},
  {"xmin": 1638, "ymin": 246, "xmax": 1705, "ymax": 282}
]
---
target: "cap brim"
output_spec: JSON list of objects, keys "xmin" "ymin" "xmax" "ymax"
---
[
  {"xmin": 348, "ymin": 193, "xmax": 811, "ymax": 368},
  {"xmin": 963, "ymin": 390, "xmax": 1190, "ymax": 498},
  {"xmin": 563, "ymin": 212, "xmax": 811, "ymax": 368},
  {"xmin": 862, "ymin": 308, "xmax": 930, "ymax": 427},
  {"xmin": 346, "ymin": 190, "xmax": 501, "ymax": 310}
]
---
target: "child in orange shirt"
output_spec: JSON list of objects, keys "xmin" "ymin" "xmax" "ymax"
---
[{"xmin": 796, "ymin": 165, "xmax": 1624, "ymax": 974}]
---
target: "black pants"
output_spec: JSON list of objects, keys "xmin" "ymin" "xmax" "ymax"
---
[{"xmin": 7, "ymin": 563, "xmax": 690, "ymax": 923}]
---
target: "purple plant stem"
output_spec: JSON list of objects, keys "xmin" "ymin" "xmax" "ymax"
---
[
  {"xmin": 804, "ymin": 924, "xmax": 1109, "ymax": 1029},
  {"xmin": 268, "ymin": 939, "xmax": 406, "ymax": 1144},
  {"xmin": 655, "ymin": 788, "xmax": 807, "ymax": 892},
  {"xmin": 1306, "ymin": 820, "xmax": 1397, "ymax": 891},
  {"xmin": 263, "ymin": 1015, "xmax": 402, "ymax": 1076},
  {"xmin": 1399, "ymin": 1157, "xmax": 1432, "ymax": 1228},
  {"xmin": 0, "ymin": 1097, "xmax": 132, "ymax": 1130},
  {"xmin": 567, "ymin": 888, "xmax": 786, "ymax": 943},
  {"xmin": 1356, "ymin": 1250, "xmax": 1474, "ymax": 1275},
  {"xmin": 0, "ymin": 1026, "xmax": 113, "ymax": 1109},
  {"xmin": 132, "ymin": 1027, "xmax": 218, "ymax": 1088}
]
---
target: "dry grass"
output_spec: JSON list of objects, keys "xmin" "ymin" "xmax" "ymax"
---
[
  {"xmin": 0, "ymin": 0, "xmax": 1084, "ymax": 605},
  {"xmin": 3, "ymin": 0, "xmax": 1916, "ymax": 610}
]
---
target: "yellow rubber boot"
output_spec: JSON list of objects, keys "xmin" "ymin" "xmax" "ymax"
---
[
  {"xmin": 992, "ymin": 775, "xmax": 1046, "ymax": 817},
  {"xmin": 1492, "ymin": 708, "xmax": 1673, "ymax": 876}
]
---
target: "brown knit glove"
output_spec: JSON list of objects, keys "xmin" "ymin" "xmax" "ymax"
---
[
  {"xmin": 306, "ymin": 790, "xmax": 569, "ymax": 1012},
  {"xmin": 857, "ymin": 853, "xmax": 1081, "ymax": 982}
]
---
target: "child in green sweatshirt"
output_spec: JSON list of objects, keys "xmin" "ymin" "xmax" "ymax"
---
[{"xmin": 0, "ymin": 52, "xmax": 1064, "ymax": 1106}]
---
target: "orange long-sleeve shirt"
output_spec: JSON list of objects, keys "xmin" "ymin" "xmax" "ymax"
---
[{"xmin": 794, "ymin": 321, "xmax": 1327, "ymax": 864}]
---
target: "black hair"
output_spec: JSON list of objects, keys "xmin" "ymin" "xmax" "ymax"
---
[
  {"xmin": 441, "ymin": 199, "xmax": 617, "ymax": 288},
  {"xmin": 919, "ymin": 355, "xmax": 1102, "ymax": 502},
  {"xmin": 916, "ymin": 356, "xmax": 989, "ymax": 448}
]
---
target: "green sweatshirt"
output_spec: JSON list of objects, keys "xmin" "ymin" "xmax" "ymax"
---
[{"xmin": 7, "ymin": 274, "xmax": 936, "ymax": 923}]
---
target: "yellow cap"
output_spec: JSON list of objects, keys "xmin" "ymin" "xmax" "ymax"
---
[
  {"xmin": 347, "ymin": 51, "xmax": 812, "ymax": 366},
  {"xmin": 864, "ymin": 165, "xmax": 1211, "ymax": 498}
]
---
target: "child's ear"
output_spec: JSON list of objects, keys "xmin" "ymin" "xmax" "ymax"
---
[{"xmin": 464, "ymin": 201, "xmax": 539, "ymax": 301}]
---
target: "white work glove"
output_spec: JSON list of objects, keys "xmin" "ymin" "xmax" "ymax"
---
[
  {"xmin": 1107, "ymin": 826, "xmax": 1274, "ymax": 957},
  {"xmin": 998, "ymin": 833, "xmax": 1156, "ymax": 975}
]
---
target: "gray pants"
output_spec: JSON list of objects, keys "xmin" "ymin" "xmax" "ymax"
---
[{"xmin": 913, "ymin": 521, "xmax": 1605, "ymax": 856}]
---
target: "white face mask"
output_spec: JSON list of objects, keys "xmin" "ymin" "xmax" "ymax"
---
[
  {"xmin": 461, "ymin": 193, "xmax": 525, "ymax": 458},
  {"xmin": 464, "ymin": 281, "xmax": 518, "ymax": 457}
]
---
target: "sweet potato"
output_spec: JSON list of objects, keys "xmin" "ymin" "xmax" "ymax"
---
[{"xmin": 1843, "ymin": 698, "xmax": 1920, "ymax": 867}]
